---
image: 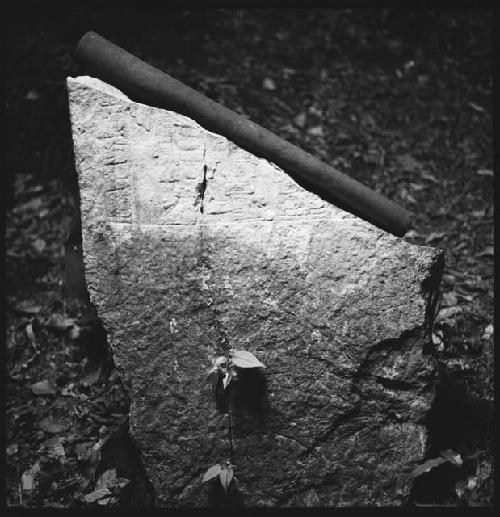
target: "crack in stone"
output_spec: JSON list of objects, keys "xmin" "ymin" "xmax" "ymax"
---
[
  {"xmin": 274, "ymin": 432, "xmax": 309, "ymax": 451},
  {"xmin": 297, "ymin": 402, "xmax": 362, "ymax": 459},
  {"xmin": 196, "ymin": 164, "xmax": 208, "ymax": 214},
  {"xmin": 169, "ymin": 465, "xmax": 207, "ymax": 502},
  {"xmin": 374, "ymin": 376, "xmax": 418, "ymax": 391},
  {"xmin": 421, "ymin": 250, "xmax": 445, "ymax": 353}
]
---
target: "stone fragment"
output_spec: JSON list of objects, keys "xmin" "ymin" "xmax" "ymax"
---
[{"xmin": 67, "ymin": 76, "xmax": 443, "ymax": 507}]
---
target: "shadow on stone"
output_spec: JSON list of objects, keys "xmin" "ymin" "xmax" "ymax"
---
[
  {"xmin": 97, "ymin": 425, "xmax": 156, "ymax": 507},
  {"xmin": 230, "ymin": 368, "xmax": 270, "ymax": 437},
  {"xmin": 284, "ymin": 170, "xmax": 401, "ymax": 234},
  {"xmin": 206, "ymin": 477, "xmax": 243, "ymax": 508},
  {"xmin": 409, "ymin": 370, "xmax": 494, "ymax": 505}
]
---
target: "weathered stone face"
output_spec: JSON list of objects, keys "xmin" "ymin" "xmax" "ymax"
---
[{"xmin": 67, "ymin": 76, "xmax": 443, "ymax": 507}]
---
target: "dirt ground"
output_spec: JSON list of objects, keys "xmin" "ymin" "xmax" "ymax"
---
[{"xmin": 5, "ymin": 8, "xmax": 494, "ymax": 507}]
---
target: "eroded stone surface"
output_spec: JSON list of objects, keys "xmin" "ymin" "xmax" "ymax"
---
[{"xmin": 67, "ymin": 76, "xmax": 443, "ymax": 507}]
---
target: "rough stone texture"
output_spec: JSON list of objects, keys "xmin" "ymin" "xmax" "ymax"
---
[{"xmin": 67, "ymin": 76, "xmax": 444, "ymax": 507}]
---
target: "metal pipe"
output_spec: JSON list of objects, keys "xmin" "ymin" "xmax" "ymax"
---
[{"xmin": 75, "ymin": 31, "xmax": 413, "ymax": 236}]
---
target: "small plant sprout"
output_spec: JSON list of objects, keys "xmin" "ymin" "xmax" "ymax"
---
[
  {"xmin": 204, "ymin": 348, "xmax": 265, "ymax": 496},
  {"xmin": 207, "ymin": 349, "xmax": 266, "ymax": 391},
  {"xmin": 202, "ymin": 461, "xmax": 235, "ymax": 493}
]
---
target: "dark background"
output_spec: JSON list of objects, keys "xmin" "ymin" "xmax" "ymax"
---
[{"xmin": 5, "ymin": 7, "xmax": 494, "ymax": 507}]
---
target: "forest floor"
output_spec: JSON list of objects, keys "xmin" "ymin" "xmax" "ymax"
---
[{"xmin": 5, "ymin": 8, "xmax": 494, "ymax": 507}]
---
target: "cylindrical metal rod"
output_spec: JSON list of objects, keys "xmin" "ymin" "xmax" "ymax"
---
[{"xmin": 75, "ymin": 31, "xmax": 413, "ymax": 236}]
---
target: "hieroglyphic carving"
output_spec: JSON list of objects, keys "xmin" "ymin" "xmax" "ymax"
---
[{"xmin": 68, "ymin": 76, "xmax": 339, "ymax": 234}]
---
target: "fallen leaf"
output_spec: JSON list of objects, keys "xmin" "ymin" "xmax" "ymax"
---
[
  {"xmin": 455, "ymin": 479, "xmax": 467, "ymax": 498},
  {"xmin": 42, "ymin": 437, "xmax": 66, "ymax": 462},
  {"xmin": 33, "ymin": 238, "xmax": 46, "ymax": 252},
  {"xmin": 363, "ymin": 150, "xmax": 380, "ymax": 164},
  {"xmin": 404, "ymin": 193, "xmax": 417, "ymax": 204},
  {"xmin": 441, "ymin": 291, "xmax": 458, "ymax": 307},
  {"xmin": 425, "ymin": 231, "xmax": 447, "ymax": 244},
  {"xmin": 262, "ymin": 77, "xmax": 276, "ymax": 90},
  {"xmin": 80, "ymin": 479, "xmax": 91, "ymax": 491},
  {"xmin": 404, "ymin": 59, "xmax": 415, "ymax": 70},
  {"xmin": 75, "ymin": 441, "xmax": 94, "ymax": 462},
  {"xmin": 482, "ymin": 324, "xmax": 493, "ymax": 340},
  {"xmin": 442, "ymin": 273, "xmax": 456, "ymax": 286},
  {"xmin": 409, "ymin": 182, "xmax": 426, "ymax": 192},
  {"xmin": 476, "ymin": 246, "xmax": 494, "ymax": 257},
  {"xmin": 61, "ymin": 382, "xmax": 80, "ymax": 397},
  {"xmin": 293, "ymin": 112, "xmax": 307, "ymax": 128},
  {"xmin": 96, "ymin": 468, "xmax": 117, "ymax": 490},
  {"xmin": 431, "ymin": 330, "xmax": 444, "ymax": 351},
  {"xmin": 477, "ymin": 459, "xmax": 492, "ymax": 483},
  {"xmin": 81, "ymin": 366, "xmax": 102, "ymax": 387},
  {"xmin": 459, "ymin": 282, "xmax": 487, "ymax": 293},
  {"xmin": 307, "ymin": 126, "xmax": 324, "ymax": 137},
  {"xmin": 436, "ymin": 306, "xmax": 462, "ymax": 323},
  {"xmin": 116, "ymin": 477, "xmax": 130, "ymax": 488},
  {"xmin": 417, "ymin": 74, "xmax": 430, "ymax": 87},
  {"xmin": 97, "ymin": 496, "xmax": 114, "ymax": 506},
  {"xmin": 108, "ymin": 368, "xmax": 120, "ymax": 382},
  {"xmin": 230, "ymin": 350, "xmax": 266, "ymax": 369},
  {"xmin": 455, "ymin": 475, "xmax": 478, "ymax": 497},
  {"xmin": 452, "ymin": 241, "xmax": 468, "ymax": 254},
  {"xmin": 361, "ymin": 113, "xmax": 376, "ymax": 129},
  {"xmin": 411, "ymin": 456, "xmax": 447, "ymax": 478},
  {"xmin": 40, "ymin": 417, "xmax": 68, "ymax": 434},
  {"xmin": 469, "ymin": 102, "xmax": 486, "ymax": 113},
  {"xmin": 26, "ymin": 323, "xmax": 36, "ymax": 343},
  {"xmin": 421, "ymin": 171, "xmax": 439, "ymax": 183},
  {"xmin": 455, "ymin": 292, "xmax": 474, "ymax": 302},
  {"xmin": 397, "ymin": 154, "xmax": 422, "ymax": 173},
  {"xmin": 12, "ymin": 197, "xmax": 43, "ymax": 213},
  {"xmin": 89, "ymin": 438, "xmax": 106, "ymax": 468},
  {"xmin": 404, "ymin": 230, "xmax": 420, "ymax": 239},
  {"xmin": 49, "ymin": 315, "xmax": 76, "ymax": 330},
  {"xmin": 14, "ymin": 301, "xmax": 41, "ymax": 315},
  {"xmin": 308, "ymin": 105, "xmax": 322, "ymax": 116},
  {"xmin": 467, "ymin": 475, "xmax": 478, "ymax": 490},
  {"xmin": 6, "ymin": 443, "xmax": 18, "ymax": 456},
  {"xmin": 84, "ymin": 488, "xmax": 111, "ymax": 504},
  {"xmin": 30, "ymin": 379, "xmax": 57, "ymax": 396},
  {"xmin": 21, "ymin": 461, "xmax": 41, "ymax": 490},
  {"xmin": 69, "ymin": 325, "xmax": 83, "ymax": 341},
  {"xmin": 26, "ymin": 89, "xmax": 40, "ymax": 101},
  {"xmin": 7, "ymin": 331, "xmax": 16, "ymax": 350}
]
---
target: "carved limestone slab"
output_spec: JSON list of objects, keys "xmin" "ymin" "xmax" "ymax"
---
[{"xmin": 68, "ymin": 76, "xmax": 443, "ymax": 507}]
